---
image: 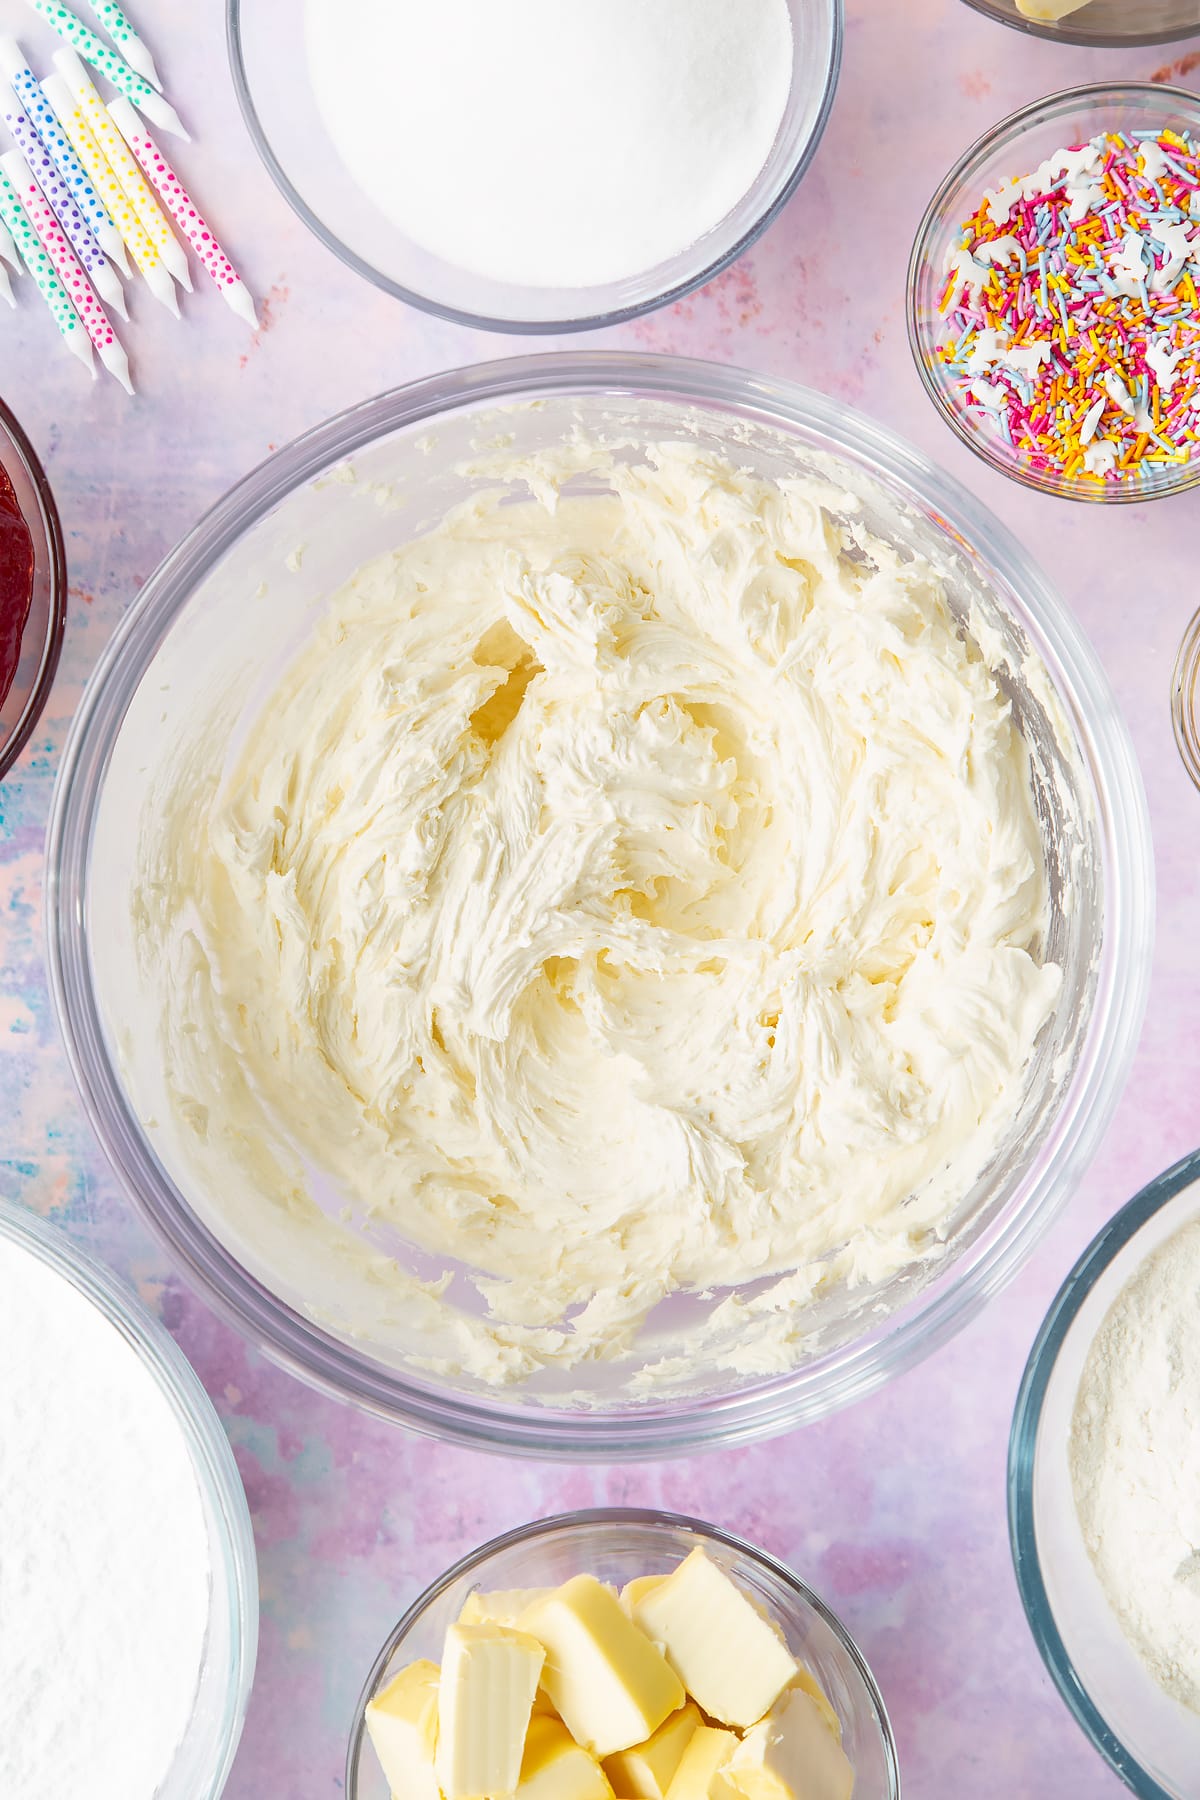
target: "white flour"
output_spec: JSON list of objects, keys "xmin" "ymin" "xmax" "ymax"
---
[
  {"xmin": 1070, "ymin": 1215, "xmax": 1200, "ymax": 1712},
  {"xmin": 304, "ymin": 0, "xmax": 794, "ymax": 288},
  {"xmin": 0, "ymin": 1232, "xmax": 211, "ymax": 1798}
]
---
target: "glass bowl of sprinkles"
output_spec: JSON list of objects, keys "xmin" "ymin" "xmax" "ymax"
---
[
  {"xmin": 960, "ymin": 0, "xmax": 1200, "ymax": 50},
  {"xmin": 909, "ymin": 84, "xmax": 1200, "ymax": 504}
]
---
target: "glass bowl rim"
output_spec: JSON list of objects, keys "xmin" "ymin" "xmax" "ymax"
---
[
  {"xmin": 224, "ymin": 0, "xmax": 844, "ymax": 334},
  {"xmin": 344, "ymin": 1505, "xmax": 901, "ymax": 1800},
  {"xmin": 0, "ymin": 393, "xmax": 67, "ymax": 779},
  {"xmin": 957, "ymin": 0, "xmax": 1200, "ymax": 48},
  {"xmin": 906, "ymin": 80, "xmax": 1200, "ymax": 506},
  {"xmin": 1007, "ymin": 1145, "xmax": 1200, "ymax": 1800},
  {"xmin": 45, "ymin": 348, "xmax": 1154, "ymax": 1461},
  {"xmin": 0, "ymin": 1196, "xmax": 259, "ymax": 1800}
]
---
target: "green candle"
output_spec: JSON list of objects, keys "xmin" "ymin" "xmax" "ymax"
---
[{"xmin": 0, "ymin": 161, "xmax": 93, "ymax": 373}]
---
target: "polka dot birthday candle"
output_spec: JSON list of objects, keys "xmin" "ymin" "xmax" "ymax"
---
[
  {"xmin": 1, "ymin": 145, "xmax": 132, "ymax": 391},
  {"xmin": 0, "ymin": 35, "xmax": 131, "ymax": 275},
  {"xmin": 41, "ymin": 69, "xmax": 178, "ymax": 316},
  {"xmin": 22, "ymin": 0, "xmax": 186, "ymax": 139},
  {"xmin": 0, "ymin": 80, "xmax": 127, "ymax": 316},
  {"xmin": 83, "ymin": 0, "xmax": 160, "ymax": 93},
  {"xmin": 0, "ymin": 216, "xmax": 20, "ymax": 275},
  {"xmin": 0, "ymin": 154, "xmax": 93, "ymax": 373},
  {"xmin": 108, "ymin": 96, "xmax": 257, "ymax": 327},
  {"xmin": 55, "ymin": 48, "xmax": 189, "ymax": 290}
]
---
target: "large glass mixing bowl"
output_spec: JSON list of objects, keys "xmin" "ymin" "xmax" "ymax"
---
[{"xmin": 46, "ymin": 353, "xmax": 1153, "ymax": 1459}]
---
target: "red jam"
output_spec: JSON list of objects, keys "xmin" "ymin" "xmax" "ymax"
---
[{"xmin": 0, "ymin": 463, "xmax": 34, "ymax": 712}]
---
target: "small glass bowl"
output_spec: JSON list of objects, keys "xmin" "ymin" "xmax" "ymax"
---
[
  {"xmin": 226, "ymin": 0, "xmax": 842, "ymax": 333},
  {"xmin": 0, "ymin": 1200, "xmax": 258, "ymax": 1800},
  {"xmin": 1009, "ymin": 1150, "xmax": 1200, "ymax": 1799},
  {"xmin": 0, "ymin": 395, "xmax": 66, "ymax": 779},
  {"xmin": 909, "ymin": 82, "xmax": 1200, "ymax": 505},
  {"xmin": 345, "ymin": 1509, "xmax": 900, "ymax": 1800},
  {"xmin": 1171, "ymin": 603, "xmax": 1200, "ymax": 789},
  {"xmin": 959, "ymin": 0, "xmax": 1200, "ymax": 47}
]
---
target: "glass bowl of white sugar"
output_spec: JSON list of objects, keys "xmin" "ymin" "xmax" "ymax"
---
[
  {"xmin": 1010, "ymin": 1149, "xmax": 1200, "ymax": 1799},
  {"xmin": 227, "ymin": 0, "xmax": 841, "ymax": 331},
  {"xmin": 0, "ymin": 1201, "xmax": 258, "ymax": 1800}
]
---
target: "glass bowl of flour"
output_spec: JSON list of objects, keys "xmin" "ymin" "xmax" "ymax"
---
[
  {"xmin": 227, "ymin": 0, "xmax": 841, "ymax": 331},
  {"xmin": 1010, "ymin": 1150, "xmax": 1200, "ymax": 1799},
  {"xmin": 0, "ymin": 1201, "xmax": 257, "ymax": 1800},
  {"xmin": 46, "ymin": 352, "xmax": 1152, "ymax": 1458}
]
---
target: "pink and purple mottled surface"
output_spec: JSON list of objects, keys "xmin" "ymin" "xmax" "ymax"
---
[{"xmin": 1, "ymin": 2, "xmax": 1198, "ymax": 1793}]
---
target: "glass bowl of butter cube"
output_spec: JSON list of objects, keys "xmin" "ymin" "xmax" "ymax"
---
[
  {"xmin": 959, "ymin": 0, "xmax": 1200, "ymax": 46},
  {"xmin": 347, "ymin": 1509, "xmax": 899, "ymax": 1800}
]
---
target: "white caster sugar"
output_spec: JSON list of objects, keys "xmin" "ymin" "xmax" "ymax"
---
[
  {"xmin": 1071, "ymin": 1216, "xmax": 1200, "ymax": 1712},
  {"xmin": 0, "ymin": 1234, "xmax": 211, "ymax": 1799},
  {"xmin": 304, "ymin": 0, "xmax": 794, "ymax": 289}
]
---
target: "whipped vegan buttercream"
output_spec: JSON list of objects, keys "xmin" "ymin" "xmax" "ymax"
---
[{"xmin": 138, "ymin": 444, "xmax": 1061, "ymax": 1385}]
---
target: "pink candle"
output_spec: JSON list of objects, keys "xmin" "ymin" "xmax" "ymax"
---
[
  {"xmin": 107, "ymin": 95, "xmax": 257, "ymax": 328},
  {"xmin": 0, "ymin": 146, "xmax": 132, "ymax": 392}
]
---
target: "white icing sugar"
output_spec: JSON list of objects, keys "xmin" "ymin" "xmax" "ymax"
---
[{"xmin": 0, "ymin": 1234, "xmax": 211, "ymax": 1798}]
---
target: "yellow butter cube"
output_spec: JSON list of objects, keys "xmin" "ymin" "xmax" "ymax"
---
[
  {"xmin": 725, "ymin": 1689, "xmax": 854, "ymax": 1800},
  {"xmin": 790, "ymin": 1668, "xmax": 841, "ymax": 1743},
  {"xmin": 663, "ymin": 1725, "xmax": 739, "ymax": 1800},
  {"xmin": 603, "ymin": 1702, "xmax": 702, "ymax": 1799},
  {"xmin": 620, "ymin": 1574, "xmax": 668, "ymax": 1614},
  {"xmin": 520, "ymin": 1575, "xmax": 685, "ymax": 1758},
  {"xmin": 460, "ymin": 1587, "xmax": 555, "ymax": 1629},
  {"xmin": 1017, "ymin": 0, "xmax": 1089, "ymax": 17},
  {"xmin": 630, "ymin": 1550, "xmax": 798, "ymax": 1729},
  {"xmin": 516, "ymin": 1714, "xmax": 616, "ymax": 1800},
  {"xmin": 435, "ymin": 1623, "xmax": 545, "ymax": 1800},
  {"xmin": 363, "ymin": 1659, "xmax": 440, "ymax": 1800}
]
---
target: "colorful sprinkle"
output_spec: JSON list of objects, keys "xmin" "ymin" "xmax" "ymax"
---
[{"xmin": 936, "ymin": 130, "xmax": 1200, "ymax": 489}]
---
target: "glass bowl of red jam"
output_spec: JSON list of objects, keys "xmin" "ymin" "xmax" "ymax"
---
[{"xmin": 0, "ymin": 396, "xmax": 66, "ymax": 779}]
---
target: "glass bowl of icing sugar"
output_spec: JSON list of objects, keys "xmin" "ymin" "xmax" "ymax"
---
[
  {"xmin": 0, "ymin": 1201, "xmax": 257, "ymax": 1800},
  {"xmin": 1010, "ymin": 1149, "xmax": 1200, "ymax": 1799},
  {"xmin": 228, "ymin": 0, "xmax": 841, "ymax": 331}
]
